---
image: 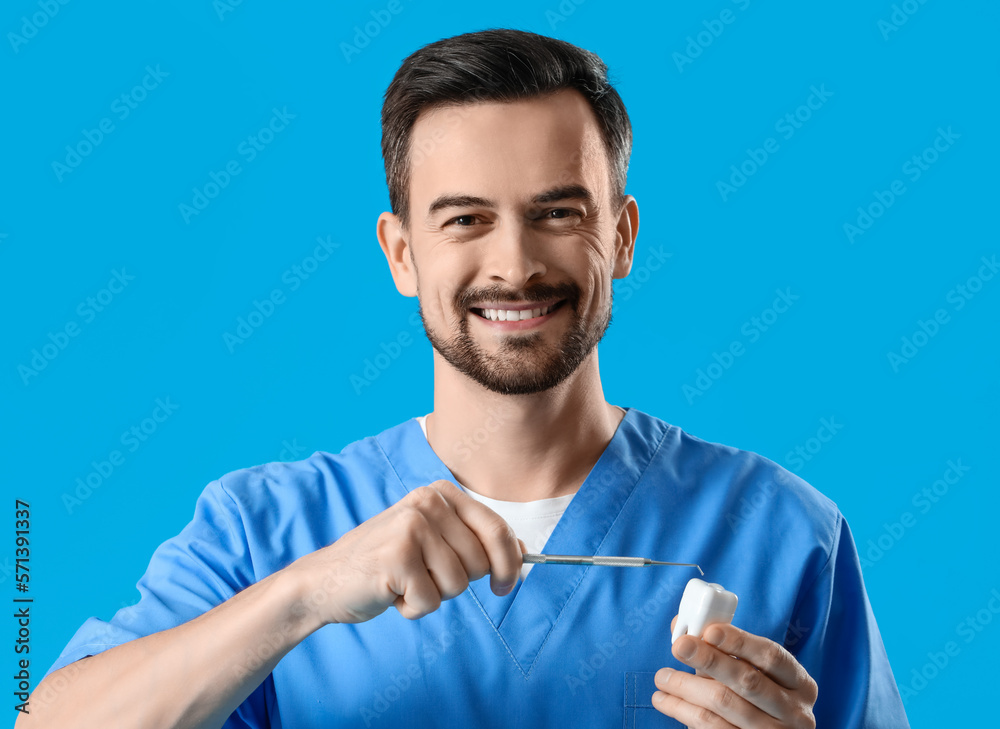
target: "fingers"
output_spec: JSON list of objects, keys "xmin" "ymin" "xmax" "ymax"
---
[
  {"xmin": 699, "ymin": 623, "xmax": 817, "ymax": 701},
  {"xmin": 419, "ymin": 531, "xmax": 477, "ymax": 601},
  {"xmin": 375, "ymin": 486, "xmax": 471, "ymax": 621},
  {"xmin": 652, "ymin": 669, "xmax": 766, "ymax": 729},
  {"xmin": 430, "ymin": 481, "xmax": 523, "ymax": 595},
  {"xmin": 666, "ymin": 623, "xmax": 818, "ymax": 727},
  {"xmin": 310, "ymin": 480, "xmax": 523, "ymax": 626},
  {"xmin": 430, "ymin": 501, "xmax": 493, "ymax": 583},
  {"xmin": 668, "ymin": 615, "xmax": 706, "ymax": 678},
  {"xmin": 669, "ymin": 636, "xmax": 787, "ymax": 722},
  {"xmin": 393, "ymin": 566, "xmax": 442, "ymax": 620}
]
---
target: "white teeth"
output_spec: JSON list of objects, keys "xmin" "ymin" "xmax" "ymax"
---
[{"xmin": 477, "ymin": 303, "xmax": 557, "ymax": 321}]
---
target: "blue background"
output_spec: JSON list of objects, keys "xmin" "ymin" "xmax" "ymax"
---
[{"xmin": 2, "ymin": 0, "xmax": 997, "ymax": 725}]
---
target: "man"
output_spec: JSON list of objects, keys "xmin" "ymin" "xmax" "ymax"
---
[{"xmin": 27, "ymin": 29, "xmax": 909, "ymax": 728}]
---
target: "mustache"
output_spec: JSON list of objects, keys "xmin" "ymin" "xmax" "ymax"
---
[{"xmin": 456, "ymin": 282, "xmax": 580, "ymax": 310}]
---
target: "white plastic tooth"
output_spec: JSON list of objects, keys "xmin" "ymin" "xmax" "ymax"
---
[{"xmin": 671, "ymin": 578, "xmax": 738, "ymax": 644}]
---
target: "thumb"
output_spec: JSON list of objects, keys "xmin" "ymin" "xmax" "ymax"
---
[{"xmin": 518, "ymin": 539, "xmax": 527, "ymax": 554}]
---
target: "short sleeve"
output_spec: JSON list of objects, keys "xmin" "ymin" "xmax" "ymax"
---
[
  {"xmin": 788, "ymin": 512, "xmax": 910, "ymax": 727},
  {"xmin": 43, "ymin": 478, "xmax": 272, "ymax": 729}
]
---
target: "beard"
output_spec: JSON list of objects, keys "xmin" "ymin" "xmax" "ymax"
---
[{"xmin": 418, "ymin": 280, "xmax": 613, "ymax": 395}]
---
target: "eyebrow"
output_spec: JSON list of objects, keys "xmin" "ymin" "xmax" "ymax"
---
[{"xmin": 426, "ymin": 184, "xmax": 596, "ymax": 218}]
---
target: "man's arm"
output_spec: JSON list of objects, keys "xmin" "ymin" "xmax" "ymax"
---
[
  {"xmin": 18, "ymin": 480, "xmax": 523, "ymax": 729},
  {"xmin": 17, "ymin": 565, "xmax": 317, "ymax": 729}
]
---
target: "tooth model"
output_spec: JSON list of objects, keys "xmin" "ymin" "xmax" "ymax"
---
[{"xmin": 671, "ymin": 578, "xmax": 738, "ymax": 644}]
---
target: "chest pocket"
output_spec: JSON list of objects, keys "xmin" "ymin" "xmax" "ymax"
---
[{"xmin": 624, "ymin": 672, "xmax": 684, "ymax": 728}]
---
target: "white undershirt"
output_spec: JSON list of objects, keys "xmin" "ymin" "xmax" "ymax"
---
[{"xmin": 416, "ymin": 414, "xmax": 575, "ymax": 580}]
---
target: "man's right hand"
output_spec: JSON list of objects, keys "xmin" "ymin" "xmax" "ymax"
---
[
  {"xmin": 17, "ymin": 481, "xmax": 521, "ymax": 729},
  {"xmin": 285, "ymin": 479, "xmax": 524, "ymax": 625}
]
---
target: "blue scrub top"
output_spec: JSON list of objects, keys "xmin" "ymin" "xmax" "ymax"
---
[{"xmin": 46, "ymin": 408, "xmax": 910, "ymax": 728}]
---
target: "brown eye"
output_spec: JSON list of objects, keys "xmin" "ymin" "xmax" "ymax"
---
[{"xmin": 448, "ymin": 215, "xmax": 477, "ymax": 226}]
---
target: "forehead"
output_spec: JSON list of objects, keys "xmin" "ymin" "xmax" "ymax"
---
[{"xmin": 408, "ymin": 89, "xmax": 609, "ymax": 211}]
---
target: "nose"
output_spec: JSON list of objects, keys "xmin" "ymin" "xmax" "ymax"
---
[{"xmin": 484, "ymin": 221, "xmax": 547, "ymax": 290}]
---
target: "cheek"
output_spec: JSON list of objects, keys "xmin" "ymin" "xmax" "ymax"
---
[
  {"xmin": 574, "ymin": 243, "xmax": 615, "ymax": 309},
  {"xmin": 588, "ymin": 278, "xmax": 614, "ymax": 314},
  {"xmin": 417, "ymin": 252, "xmax": 477, "ymax": 314},
  {"xmin": 428, "ymin": 244, "xmax": 483, "ymax": 288},
  {"xmin": 435, "ymin": 289, "xmax": 467, "ymax": 326}
]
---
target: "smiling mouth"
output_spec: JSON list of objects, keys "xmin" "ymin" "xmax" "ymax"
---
[{"xmin": 470, "ymin": 300, "xmax": 566, "ymax": 322}]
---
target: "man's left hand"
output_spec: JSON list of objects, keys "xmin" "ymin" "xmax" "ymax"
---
[{"xmin": 652, "ymin": 616, "xmax": 818, "ymax": 728}]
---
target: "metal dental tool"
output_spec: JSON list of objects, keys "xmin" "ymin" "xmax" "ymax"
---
[{"xmin": 522, "ymin": 553, "xmax": 704, "ymax": 576}]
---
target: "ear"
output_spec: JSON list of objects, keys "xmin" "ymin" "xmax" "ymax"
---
[
  {"xmin": 377, "ymin": 211, "xmax": 418, "ymax": 297},
  {"xmin": 611, "ymin": 195, "xmax": 639, "ymax": 280}
]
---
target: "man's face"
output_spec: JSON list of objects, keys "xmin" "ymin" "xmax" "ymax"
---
[{"xmin": 394, "ymin": 89, "xmax": 632, "ymax": 395}]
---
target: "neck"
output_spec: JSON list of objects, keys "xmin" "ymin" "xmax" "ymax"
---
[{"xmin": 425, "ymin": 349, "xmax": 625, "ymax": 501}]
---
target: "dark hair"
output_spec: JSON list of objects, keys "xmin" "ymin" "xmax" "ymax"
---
[{"xmin": 380, "ymin": 28, "xmax": 632, "ymax": 230}]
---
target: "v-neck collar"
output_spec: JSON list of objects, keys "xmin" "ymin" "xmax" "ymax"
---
[{"xmin": 374, "ymin": 406, "xmax": 670, "ymax": 676}]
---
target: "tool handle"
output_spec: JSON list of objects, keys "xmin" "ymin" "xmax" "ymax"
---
[
  {"xmin": 522, "ymin": 554, "xmax": 647, "ymax": 567},
  {"xmin": 590, "ymin": 556, "xmax": 647, "ymax": 567},
  {"xmin": 522, "ymin": 553, "xmax": 588, "ymax": 565},
  {"xmin": 522, "ymin": 553, "xmax": 593, "ymax": 565}
]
